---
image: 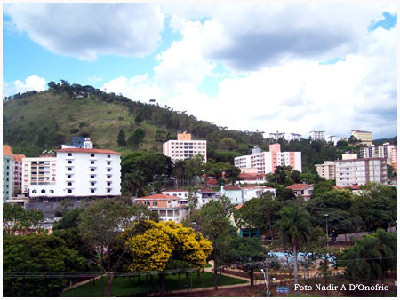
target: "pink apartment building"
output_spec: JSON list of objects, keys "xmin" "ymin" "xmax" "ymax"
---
[{"xmin": 234, "ymin": 144, "xmax": 301, "ymax": 175}]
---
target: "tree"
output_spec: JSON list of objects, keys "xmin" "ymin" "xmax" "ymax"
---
[
  {"xmin": 78, "ymin": 199, "xmax": 135, "ymax": 297},
  {"xmin": 117, "ymin": 129, "xmax": 127, "ymax": 146},
  {"xmin": 123, "ymin": 220, "xmax": 212, "ymax": 296},
  {"xmin": 224, "ymin": 164, "xmax": 241, "ymax": 184},
  {"xmin": 235, "ymin": 192, "xmax": 280, "ymax": 241},
  {"xmin": 3, "ymin": 234, "xmax": 85, "ymax": 296},
  {"xmin": 339, "ymin": 229, "xmax": 396, "ymax": 290},
  {"xmin": 276, "ymin": 203, "xmax": 311, "ymax": 292},
  {"xmin": 220, "ymin": 236, "xmax": 266, "ymax": 287},
  {"xmin": 354, "ymin": 183, "xmax": 397, "ymax": 233},
  {"xmin": 3, "ymin": 204, "xmax": 44, "ymax": 234},
  {"xmin": 127, "ymin": 128, "xmax": 145, "ymax": 148},
  {"xmin": 200, "ymin": 200, "xmax": 236, "ymax": 289}
]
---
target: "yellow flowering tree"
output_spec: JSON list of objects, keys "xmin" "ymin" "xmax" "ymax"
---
[{"xmin": 124, "ymin": 220, "xmax": 212, "ymax": 296}]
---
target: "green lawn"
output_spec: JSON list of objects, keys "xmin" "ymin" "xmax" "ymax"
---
[{"xmin": 61, "ymin": 272, "xmax": 247, "ymax": 297}]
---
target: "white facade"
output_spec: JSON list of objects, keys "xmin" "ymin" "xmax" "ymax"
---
[
  {"xmin": 3, "ymin": 155, "xmax": 13, "ymax": 201},
  {"xmin": 235, "ymin": 144, "xmax": 301, "ymax": 175},
  {"xmin": 361, "ymin": 143, "xmax": 396, "ymax": 164},
  {"xmin": 28, "ymin": 149, "xmax": 121, "ymax": 198},
  {"xmin": 220, "ymin": 186, "xmax": 276, "ymax": 205},
  {"xmin": 309, "ymin": 130, "xmax": 325, "ymax": 140},
  {"xmin": 163, "ymin": 132, "xmax": 207, "ymax": 162},
  {"xmin": 335, "ymin": 158, "xmax": 388, "ymax": 187},
  {"xmin": 162, "ymin": 189, "xmax": 189, "ymax": 199},
  {"xmin": 22, "ymin": 157, "xmax": 57, "ymax": 195}
]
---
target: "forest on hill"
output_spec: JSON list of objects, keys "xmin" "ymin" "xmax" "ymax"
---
[{"xmin": 3, "ymin": 80, "xmax": 381, "ymax": 173}]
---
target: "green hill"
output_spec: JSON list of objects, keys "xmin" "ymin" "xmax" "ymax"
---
[{"xmin": 3, "ymin": 83, "xmax": 261, "ymax": 160}]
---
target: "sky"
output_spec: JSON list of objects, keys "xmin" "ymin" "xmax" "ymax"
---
[{"xmin": 3, "ymin": 2, "xmax": 397, "ymax": 140}]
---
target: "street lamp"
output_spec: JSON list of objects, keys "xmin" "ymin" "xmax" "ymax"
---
[
  {"xmin": 324, "ymin": 214, "xmax": 329, "ymax": 247},
  {"xmin": 260, "ymin": 268, "xmax": 269, "ymax": 297}
]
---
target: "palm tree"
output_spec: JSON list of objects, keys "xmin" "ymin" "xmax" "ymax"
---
[
  {"xmin": 276, "ymin": 203, "xmax": 311, "ymax": 291},
  {"xmin": 122, "ymin": 170, "xmax": 145, "ymax": 200}
]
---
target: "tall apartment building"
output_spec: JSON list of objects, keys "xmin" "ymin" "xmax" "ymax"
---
[
  {"xmin": 351, "ymin": 130, "xmax": 372, "ymax": 146},
  {"xmin": 315, "ymin": 161, "xmax": 336, "ymax": 180},
  {"xmin": 163, "ymin": 132, "xmax": 207, "ymax": 162},
  {"xmin": 3, "ymin": 145, "xmax": 26, "ymax": 193},
  {"xmin": 234, "ymin": 144, "xmax": 301, "ymax": 175},
  {"xmin": 288, "ymin": 133, "xmax": 302, "ymax": 141},
  {"xmin": 335, "ymin": 157, "xmax": 388, "ymax": 187},
  {"xmin": 25, "ymin": 148, "xmax": 121, "ymax": 199},
  {"xmin": 22, "ymin": 157, "xmax": 57, "ymax": 196},
  {"xmin": 3, "ymin": 155, "xmax": 13, "ymax": 201},
  {"xmin": 361, "ymin": 143, "xmax": 396, "ymax": 163},
  {"xmin": 309, "ymin": 130, "xmax": 325, "ymax": 141}
]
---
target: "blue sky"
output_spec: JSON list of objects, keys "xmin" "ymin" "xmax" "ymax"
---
[{"xmin": 3, "ymin": 3, "xmax": 397, "ymax": 139}]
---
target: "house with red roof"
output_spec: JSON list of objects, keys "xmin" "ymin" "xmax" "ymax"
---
[
  {"xmin": 195, "ymin": 187, "xmax": 221, "ymax": 208},
  {"xmin": 236, "ymin": 172, "xmax": 267, "ymax": 185},
  {"xmin": 285, "ymin": 184, "xmax": 314, "ymax": 201},
  {"xmin": 134, "ymin": 193, "xmax": 189, "ymax": 223}
]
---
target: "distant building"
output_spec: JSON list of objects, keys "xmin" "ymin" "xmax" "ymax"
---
[
  {"xmin": 341, "ymin": 153, "xmax": 358, "ymax": 160},
  {"xmin": 351, "ymin": 130, "xmax": 372, "ymax": 146},
  {"xmin": 288, "ymin": 133, "xmax": 302, "ymax": 141},
  {"xmin": 236, "ymin": 173, "xmax": 267, "ymax": 185},
  {"xmin": 162, "ymin": 189, "xmax": 189, "ymax": 199},
  {"xmin": 269, "ymin": 131, "xmax": 285, "ymax": 140},
  {"xmin": 61, "ymin": 137, "xmax": 93, "ymax": 149},
  {"xmin": 335, "ymin": 157, "xmax": 388, "ymax": 187},
  {"xmin": 195, "ymin": 188, "xmax": 220, "ymax": 209},
  {"xmin": 361, "ymin": 143, "xmax": 396, "ymax": 166},
  {"xmin": 285, "ymin": 184, "xmax": 314, "ymax": 201},
  {"xmin": 163, "ymin": 132, "xmax": 207, "ymax": 162},
  {"xmin": 309, "ymin": 130, "xmax": 325, "ymax": 141},
  {"xmin": 234, "ymin": 144, "xmax": 301, "ymax": 175},
  {"xmin": 3, "ymin": 155, "xmax": 13, "ymax": 201},
  {"xmin": 3, "ymin": 145, "xmax": 26, "ymax": 193},
  {"xmin": 133, "ymin": 193, "xmax": 188, "ymax": 223},
  {"xmin": 315, "ymin": 161, "xmax": 336, "ymax": 180},
  {"xmin": 220, "ymin": 185, "xmax": 276, "ymax": 205},
  {"xmin": 25, "ymin": 148, "xmax": 122, "ymax": 199}
]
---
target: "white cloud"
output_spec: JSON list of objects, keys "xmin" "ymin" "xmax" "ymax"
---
[
  {"xmin": 4, "ymin": 75, "xmax": 47, "ymax": 97},
  {"xmin": 5, "ymin": 3, "xmax": 164, "ymax": 60}
]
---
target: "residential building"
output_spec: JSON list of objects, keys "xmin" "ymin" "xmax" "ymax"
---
[
  {"xmin": 351, "ymin": 130, "xmax": 372, "ymax": 146},
  {"xmin": 236, "ymin": 173, "xmax": 267, "ymax": 185},
  {"xmin": 288, "ymin": 133, "xmax": 302, "ymax": 141},
  {"xmin": 22, "ymin": 157, "xmax": 57, "ymax": 196},
  {"xmin": 309, "ymin": 130, "xmax": 325, "ymax": 141},
  {"xmin": 285, "ymin": 184, "xmax": 314, "ymax": 201},
  {"xmin": 162, "ymin": 189, "xmax": 189, "ymax": 199},
  {"xmin": 269, "ymin": 131, "xmax": 285, "ymax": 140},
  {"xmin": 234, "ymin": 144, "xmax": 301, "ymax": 175},
  {"xmin": 315, "ymin": 161, "xmax": 336, "ymax": 180},
  {"xmin": 163, "ymin": 132, "xmax": 207, "ymax": 162},
  {"xmin": 220, "ymin": 185, "xmax": 276, "ymax": 205},
  {"xmin": 26, "ymin": 148, "xmax": 122, "ymax": 199},
  {"xmin": 342, "ymin": 153, "xmax": 357, "ymax": 160},
  {"xmin": 3, "ymin": 155, "xmax": 13, "ymax": 201},
  {"xmin": 3, "ymin": 145, "xmax": 26, "ymax": 193},
  {"xmin": 361, "ymin": 143, "xmax": 397, "ymax": 167},
  {"xmin": 133, "ymin": 193, "xmax": 188, "ymax": 223},
  {"xmin": 195, "ymin": 188, "xmax": 220, "ymax": 209},
  {"xmin": 335, "ymin": 157, "xmax": 388, "ymax": 187}
]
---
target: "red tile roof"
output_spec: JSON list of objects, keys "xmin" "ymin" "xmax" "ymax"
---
[
  {"xmin": 222, "ymin": 186, "xmax": 241, "ymax": 191},
  {"xmin": 206, "ymin": 178, "xmax": 218, "ymax": 185},
  {"xmin": 239, "ymin": 173, "xmax": 265, "ymax": 180},
  {"xmin": 285, "ymin": 184, "xmax": 313, "ymax": 191},
  {"xmin": 333, "ymin": 185, "xmax": 361, "ymax": 190},
  {"xmin": 235, "ymin": 204, "xmax": 244, "ymax": 210},
  {"xmin": 135, "ymin": 193, "xmax": 181, "ymax": 200},
  {"xmin": 55, "ymin": 148, "xmax": 122, "ymax": 155}
]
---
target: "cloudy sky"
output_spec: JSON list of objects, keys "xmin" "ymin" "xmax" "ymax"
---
[{"xmin": 3, "ymin": 2, "xmax": 397, "ymax": 139}]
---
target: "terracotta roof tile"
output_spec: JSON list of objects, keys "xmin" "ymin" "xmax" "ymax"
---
[
  {"xmin": 135, "ymin": 193, "xmax": 181, "ymax": 200},
  {"xmin": 223, "ymin": 186, "xmax": 241, "ymax": 191},
  {"xmin": 285, "ymin": 184, "xmax": 313, "ymax": 191}
]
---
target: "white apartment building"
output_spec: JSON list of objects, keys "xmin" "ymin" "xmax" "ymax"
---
[
  {"xmin": 309, "ymin": 130, "xmax": 325, "ymax": 141},
  {"xmin": 335, "ymin": 157, "xmax": 388, "ymax": 187},
  {"xmin": 234, "ymin": 144, "xmax": 301, "ymax": 175},
  {"xmin": 22, "ymin": 157, "xmax": 57, "ymax": 196},
  {"xmin": 26, "ymin": 148, "xmax": 121, "ymax": 198},
  {"xmin": 163, "ymin": 132, "xmax": 207, "ymax": 163},
  {"xmin": 220, "ymin": 185, "xmax": 276, "ymax": 205},
  {"xmin": 361, "ymin": 143, "xmax": 396, "ymax": 165},
  {"xmin": 315, "ymin": 161, "xmax": 336, "ymax": 180}
]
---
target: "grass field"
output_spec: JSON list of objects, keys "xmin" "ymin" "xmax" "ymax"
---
[{"xmin": 61, "ymin": 272, "xmax": 247, "ymax": 297}]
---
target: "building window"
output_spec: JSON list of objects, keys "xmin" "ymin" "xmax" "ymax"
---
[
  {"xmin": 68, "ymin": 153, "xmax": 72, "ymax": 156},
  {"xmin": 67, "ymin": 175, "xmax": 71, "ymax": 178},
  {"xmin": 91, "ymin": 161, "xmax": 94, "ymax": 164},
  {"xmin": 107, "ymin": 161, "xmax": 111, "ymax": 165},
  {"xmin": 91, "ymin": 168, "xmax": 95, "ymax": 172},
  {"xmin": 41, "ymin": 189, "xmax": 45, "ymax": 193},
  {"xmin": 107, "ymin": 155, "xmax": 111, "ymax": 158},
  {"xmin": 144, "ymin": 201, "xmax": 150, "ymax": 206},
  {"xmin": 107, "ymin": 188, "xmax": 112, "ymax": 193},
  {"xmin": 91, "ymin": 182, "xmax": 95, "ymax": 186},
  {"xmin": 107, "ymin": 175, "xmax": 112, "ymax": 178},
  {"xmin": 91, "ymin": 189, "xmax": 95, "ymax": 193},
  {"xmin": 50, "ymin": 190, "xmax": 54, "ymax": 193},
  {"xmin": 68, "ymin": 167, "xmax": 72, "ymax": 171},
  {"xmin": 32, "ymin": 190, "xmax": 37, "ymax": 193},
  {"xmin": 68, "ymin": 160, "xmax": 72, "ymax": 164},
  {"xmin": 91, "ymin": 175, "xmax": 95, "ymax": 178},
  {"xmin": 68, "ymin": 182, "xmax": 72, "ymax": 186},
  {"xmin": 153, "ymin": 201, "xmax": 158, "ymax": 206},
  {"xmin": 107, "ymin": 182, "xmax": 111, "ymax": 186}
]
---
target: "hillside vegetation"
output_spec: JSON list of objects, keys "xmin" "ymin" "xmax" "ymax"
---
[{"xmin": 4, "ymin": 81, "xmax": 389, "ymax": 172}]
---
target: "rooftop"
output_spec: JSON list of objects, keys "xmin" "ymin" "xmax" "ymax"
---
[
  {"xmin": 135, "ymin": 193, "xmax": 181, "ymax": 201},
  {"xmin": 222, "ymin": 186, "xmax": 241, "ymax": 191},
  {"xmin": 55, "ymin": 148, "xmax": 122, "ymax": 155},
  {"xmin": 285, "ymin": 184, "xmax": 313, "ymax": 191}
]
